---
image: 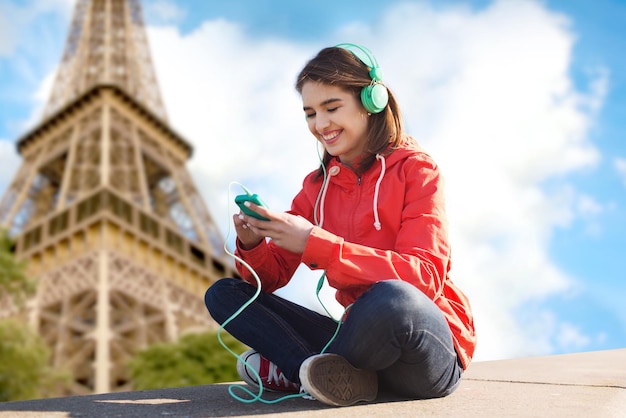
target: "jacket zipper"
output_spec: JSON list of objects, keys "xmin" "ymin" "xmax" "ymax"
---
[{"xmin": 349, "ymin": 175, "xmax": 363, "ymax": 239}]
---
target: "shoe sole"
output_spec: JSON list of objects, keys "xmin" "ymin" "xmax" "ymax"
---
[{"xmin": 299, "ymin": 354, "xmax": 377, "ymax": 407}]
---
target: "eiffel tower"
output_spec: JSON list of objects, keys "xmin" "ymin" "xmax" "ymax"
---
[{"xmin": 0, "ymin": 0, "xmax": 235, "ymax": 395}]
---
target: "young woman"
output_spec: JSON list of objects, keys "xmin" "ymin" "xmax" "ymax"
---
[{"xmin": 204, "ymin": 43, "xmax": 476, "ymax": 407}]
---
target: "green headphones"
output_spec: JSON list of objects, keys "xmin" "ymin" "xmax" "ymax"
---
[{"xmin": 336, "ymin": 43, "xmax": 389, "ymax": 114}]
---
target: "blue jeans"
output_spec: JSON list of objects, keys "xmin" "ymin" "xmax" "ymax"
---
[{"xmin": 205, "ymin": 278, "xmax": 462, "ymax": 399}]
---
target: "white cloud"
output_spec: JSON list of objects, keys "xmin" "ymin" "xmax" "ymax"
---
[
  {"xmin": 577, "ymin": 194, "xmax": 602, "ymax": 216},
  {"xmin": 556, "ymin": 322, "xmax": 591, "ymax": 349},
  {"xmin": 615, "ymin": 158, "xmax": 626, "ymax": 187},
  {"xmin": 0, "ymin": 3, "xmax": 19, "ymax": 56},
  {"xmin": 20, "ymin": 69, "xmax": 58, "ymax": 133},
  {"xmin": 0, "ymin": 0, "xmax": 74, "ymax": 57},
  {"xmin": 0, "ymin": 0, "xmax": 74, "ymax": 141},
  {"xmin": 143, "ymin": 0, "xmax": 186, "ymax": 25},
  {"xmin": 518, "ymin": 309, "xmax": 593, "ymax": 354},
  {"xmin": 0, "ymin": 140, "xmax": 21, "ymax": 192}
]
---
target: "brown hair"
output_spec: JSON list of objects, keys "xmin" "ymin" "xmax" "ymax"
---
[{"xmin": 295, "ymin": 46, "xmax": 404, "ymax": 176}]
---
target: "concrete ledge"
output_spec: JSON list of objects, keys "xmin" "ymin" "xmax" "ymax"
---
[{"xmin": 0, "ymin": 348, "xmax": 624, "ymax": 417}]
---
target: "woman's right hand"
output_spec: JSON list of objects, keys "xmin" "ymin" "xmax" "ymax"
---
[{"xmin": 233, "ymin": 213, "xmax": 264, "ymax": 250}]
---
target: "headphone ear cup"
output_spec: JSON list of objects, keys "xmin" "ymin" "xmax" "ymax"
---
[{"xmin": 361, "ymin": 83, "xmax": 389, "ymax": 114}]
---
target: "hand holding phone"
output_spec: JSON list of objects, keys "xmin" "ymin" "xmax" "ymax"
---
[{"xmin": 235, "ymin": 192, "xmax": 270, "ymax": 221}]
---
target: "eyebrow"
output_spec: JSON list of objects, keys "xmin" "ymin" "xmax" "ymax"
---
[{"xmin": 303, "ymin": 97, "xmax": 343, "ymax": 112}]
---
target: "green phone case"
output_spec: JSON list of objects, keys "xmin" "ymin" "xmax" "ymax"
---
[{"xmin": 235, "ymin": 193, "xmax": 270, "ymax": 221}]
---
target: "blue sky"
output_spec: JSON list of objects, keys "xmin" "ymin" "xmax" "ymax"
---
[{"xmin": 0, "ymin": 0, "xmax": 625, "ymax": 362}]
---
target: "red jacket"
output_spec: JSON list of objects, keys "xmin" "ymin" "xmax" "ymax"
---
[{"xmin": 236, "ymin": 137, "xmax": 476, "ymax": 369}]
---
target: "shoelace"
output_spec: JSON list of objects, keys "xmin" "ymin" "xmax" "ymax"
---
[
  {"xmin": 267, "ymin": 362, "xmax": 296, "ymax": 388},
  {"xmin": 300, "ymin": 386, "xmax": 316, "ymax": 401}
]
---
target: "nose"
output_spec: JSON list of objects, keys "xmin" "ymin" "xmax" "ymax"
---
[{"xmin": 315, "ymin": 113, "xmax": 330, "ymax": 132}]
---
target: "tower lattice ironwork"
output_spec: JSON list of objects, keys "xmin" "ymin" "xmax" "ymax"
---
[{"xmin": 0, "ymin": 0, "xmax": 234, "ymax": 395}]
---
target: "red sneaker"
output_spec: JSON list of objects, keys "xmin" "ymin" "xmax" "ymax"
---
[{"xmin": 236, "ymin": 350, "xmax": 301, "ymax": 393}]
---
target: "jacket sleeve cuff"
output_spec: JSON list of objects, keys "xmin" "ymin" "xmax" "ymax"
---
[
  {"xmin": 235, "ymin": 238, "xmax": 268, "ymax": 260},
  {"xmin": 234, "ymin": 239, "xmax": 271, "ymax": 283},
  {"xmin": 301, "ymin": 226, "xmax": 341, "ymax": 270}
]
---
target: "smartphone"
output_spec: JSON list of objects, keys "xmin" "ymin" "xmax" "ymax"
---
[{"xmin": 235, "ymin": 193, "xmax": 270, "ymax": 221}]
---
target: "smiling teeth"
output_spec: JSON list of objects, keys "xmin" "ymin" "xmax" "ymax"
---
[{"xmin": 322, "ymin": 131, "xmax": 339, "ymax": 141}]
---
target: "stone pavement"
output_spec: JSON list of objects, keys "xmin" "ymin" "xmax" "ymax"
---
[{"xmin": 0, "ymin": 348, "xmax": 624, "ymax": 417}]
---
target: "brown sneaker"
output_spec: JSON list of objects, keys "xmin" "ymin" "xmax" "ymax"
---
[{"xmin": 299, "ymin": 353, "xmax": 377, "ymax": 406}]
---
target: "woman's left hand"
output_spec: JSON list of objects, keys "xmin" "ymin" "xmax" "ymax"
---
[{"xmin": 238, "ymin": 202, "xmax": 314, "ymax": 254}]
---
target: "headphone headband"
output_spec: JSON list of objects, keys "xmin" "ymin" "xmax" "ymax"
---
[
  {"xmin": 335, "ymin": 43, "xmax": 388, "ymax": 113},
  {"xmin": 335, "ymin": 43, "xmax": 382, "ymax": 80}
]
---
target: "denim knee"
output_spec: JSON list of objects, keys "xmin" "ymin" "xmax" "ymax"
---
[
  {"xmin": 365, "ymin": 280, "xmax": 433, "ymax": 317},
  {"xmin": 204, "ymin": 277, "xmax": 248, "ymax": 324}
]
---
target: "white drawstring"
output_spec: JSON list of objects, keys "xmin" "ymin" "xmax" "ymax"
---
[
  {"xmin": 373, "ymin": 154, "xmax": 386, "ymax": 231},
  {"xmin": 316, "ymin": 165, "xmax": 340, "ymax": 228},
  {"xmin": 316, "ymin": 157, "xmax": 385, "ymax": 232}
]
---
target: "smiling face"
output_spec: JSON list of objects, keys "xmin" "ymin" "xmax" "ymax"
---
[{"xmin": 301, "ymin": 81, "xmax": 370, "ymax": 168}]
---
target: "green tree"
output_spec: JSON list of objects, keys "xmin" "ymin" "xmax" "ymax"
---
[
  {"xmin": 129, "ymin": 331, "xmax": 249, "ymax": 390},
  {"xmin": 0, "ymin": 229, "xmax": 71, "ymax": 401},
  {"xmin": 0, "ymin": 320, "xmax": 52, "ymax": 401},
  {"xmin": 0, "ymin": 228, "xmax": 35, "ymax": 305}
]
